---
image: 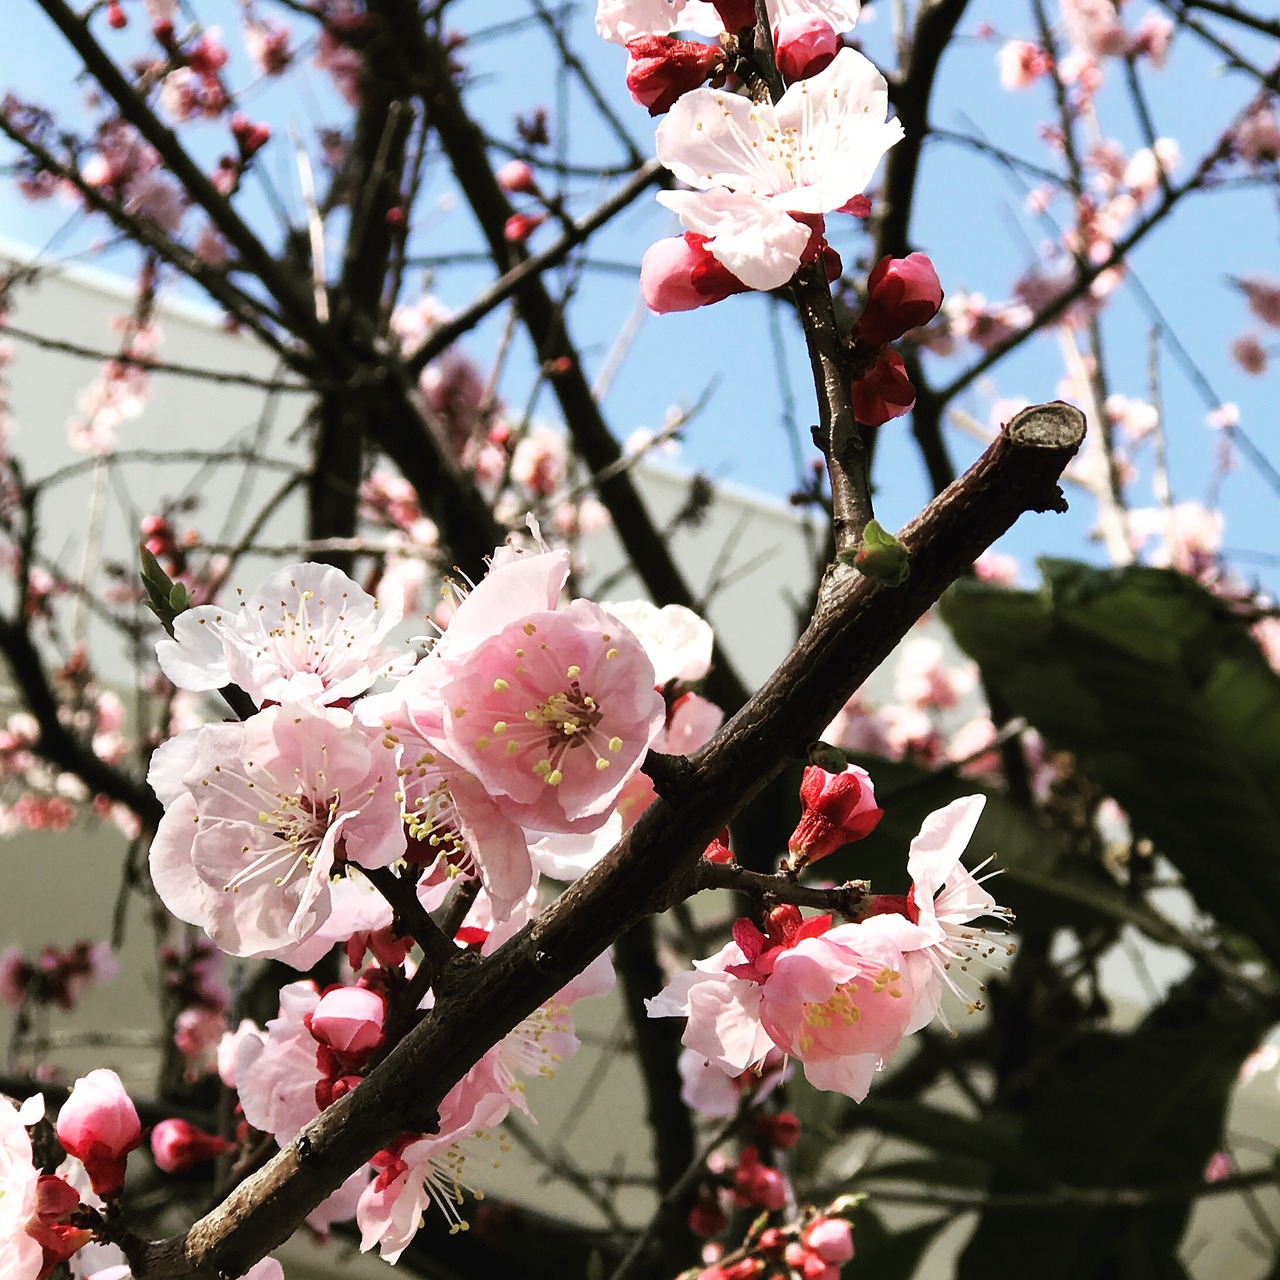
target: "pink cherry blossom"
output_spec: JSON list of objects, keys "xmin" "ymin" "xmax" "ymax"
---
[
  {"xmin": 865, "ymin": 795, "xmax": 1012, "ymax": 1029},
  {"xmin": 651, "ymin": 906, "xmax": 922, "ymax": 1100},
  {"xmin": 1, "ymin": 1094, "xmax": 43, "ymax": 1280},
  {"xmin": 156, "ymin": 562, "xmax": 412, "ymax": 707},
  {"xmin": 646, "ymin": 939, "xmax": 777, "ymax": 1077},
  {"xmin": 307, "ymin": 1167, "xmax": 371, "ymax": 1240},
  {"xmin": 148, "ymin": 705, "xmax": 405, "ymax": 957},
  {"xmin": 894, "ymin": 636, "xmax": 976, "ymax": 710},
  {"xmin": 433, "ymin": 599, "xmax": 665, "ymax": 834},
  {"xmin": 655, "ymin": 49, "xmax": 904, "ymax": 290},
  {"xmin": 360, "ymin": 690, "xmax": 536, "ymax": 920},
  {"xmin": 235, "ymin": 981, "xmax": 324, "ymax": 1143},
  {"xmin": 55, "ymin": 1070, "xmax": 141, "ymax": 1198},
  {"xmin": 357, "ymin": 1083, "xmax": 512, "ymax": 1260},
  {"xmin": 746, "ymin": 914, "xmax": 920, "ymax": 1097},
  {"xmin": 997, "ymin": 40, "xmax": 1052, "ymax": 91}
]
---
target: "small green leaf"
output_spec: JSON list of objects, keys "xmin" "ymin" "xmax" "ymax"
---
[{"xmin": 840, "ymin": 519, "xmax": 909, "ymax": 586}]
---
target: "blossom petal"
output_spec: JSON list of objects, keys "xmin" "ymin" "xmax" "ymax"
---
[{"xmin": 658, "ymin": 188, "xmax": 809, "ymax": 290}]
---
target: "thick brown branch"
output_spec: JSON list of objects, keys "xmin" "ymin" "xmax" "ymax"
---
[{"xmin": 125, "ymin": 402, "xmax": 1083, "ymax": 1278}]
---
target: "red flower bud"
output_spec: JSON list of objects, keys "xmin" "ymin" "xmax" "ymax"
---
[
  {"xmin": 504, "ymin": 212, "xmax": 545, "ymax": 244},
  {"xmin": 640, "ymin": 234, "xmax": 752, "ymax": 313},
  {"xmin": 625, "ymin": 35, "xmax": 724, "ymax": 116},
  {"xmin": 150, "ymin": 1118, "xmax": 236, "ymax": 1173},
  {"xmin": 774, "ymin": 15, "xmax": 839, "ymax": 82},
  {"xmin": 850, "ymin": 347, "xmax": 916, "ymax": 426},
  {"xmin": 688, "ymin": 1188, "xmax": 727, "ymax": 1237},
  {"xmin": 702, "ymin": 827, "xmax": 734, "ymax": 863},
  {"xmin": 756, "ymin": 1109, "xmax": 802, "ymax": 1149},
  {"xmin": 106, "ymin": 2, "xmax": 127, "ymax": 30},
  {"xmin": 230, "ymin": 115, "xmax": 271, "ymax": 158},
  {"xmin": 788, "ymin": 763, "xmax": 884, "ymax": 867},
  {"xmin": 855, "ymin": 253, "xmax": 944, "ymax": 345}
]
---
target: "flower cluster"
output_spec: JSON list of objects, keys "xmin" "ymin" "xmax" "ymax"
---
[
  {"xmin": 650, "ymin": 794, "xmax": 1011, "ymax": 1099},
  {"xmin": 148, "ymin": 548, "xmax": 673, "ymax": 955}
]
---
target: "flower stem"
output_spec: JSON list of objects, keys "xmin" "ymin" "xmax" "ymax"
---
[{"xmin": 791, "ymin": 262, "xmax": 874, "ymax": 558}]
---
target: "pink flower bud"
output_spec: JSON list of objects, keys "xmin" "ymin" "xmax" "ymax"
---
[
  {"xmin": 625, "ymin": 35, "xmax": 724, "ymax": 115},
  {"xmin": 850, "ymin": 347, "xmax": 916, "ymax": 425},
  {"xmin": 640, "ymin": 233, "xmax": 752, "ymax": 313},
  {"xmin": 802, "ymin": 1216, "xmax": 854, "ymax": 1262},
  {"xmin": 496, "ymin": 159, "xmax": 538, "ymax": 195},
  {"xmin": 55, "ymin": 1068, "xmax": 142, "ymax": 1198},
  {"xmin": 855, "ymin": 253, "xmax": 944, "ymax": 346},
  {"xmin": 307, "ymin": 985, "xmax": 386, "ymax": 1067},
  {"xmin": 773, "ymin": 15, "xmax": 839, "ymax": 82},
  {"xmin": 788, "ymin": 763, "xmax": 884, "ymax": 867},
  {"xmin": 151, "ymin": 1118, "xmax": 235, "ymax": 1173}
]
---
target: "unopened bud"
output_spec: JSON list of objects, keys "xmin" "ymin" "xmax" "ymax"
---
[
  {"xmin": 625, "ymin": 35, "xmax": 724, "ymax": 116},
  {"xmin": 505, "ymin": 212, "xmax": 545, "ymax": 244},
  {"xmin": 496, "ymin": 159, "xmax": 539, "ymax": 195},
  {"xmin": 773, "ymin": 15, "xmax": 839, "ymax": 82},
  {"xmin": 855, "ymin": 253, "xmax": 944, "ymax": 346},
  {"xmin": 849, "ymin": 347, "xmax": 917, "ymax": 426},
  {"xmin": 788, "ymin": 762, "xmax": 884, "ymax": 866},
  {"xmin": 151, "ymin": 1118, "xmax": 236, "ymax": 1173},
  {"xmin": 55, "ymin": 1068, "xmax": 142, "ymax": 1198},
  {"xmin": 640, "ymin": 233, "xmax": 752, "ymax": 313},
  {"xmin": 307, "ymin": 985, "xmax": 386, "ymax": 1068}
]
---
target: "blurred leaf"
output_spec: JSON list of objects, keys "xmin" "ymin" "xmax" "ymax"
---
[
  {"xmin": 847, "ymin": 1206, "xmax": 949, "ymax": 1279},
  {"xmin": 942, "ymin": 562, "xmax": 1280, "ymax": 969},
  {"xmin": 955, "ymin": 968, "xmax": 1268, "ymax": 1278}
]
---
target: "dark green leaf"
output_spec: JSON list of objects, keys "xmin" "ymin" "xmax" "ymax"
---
[{"xmin": 942, "ymin": 562, "xmax": 1280, "ymax": 968}]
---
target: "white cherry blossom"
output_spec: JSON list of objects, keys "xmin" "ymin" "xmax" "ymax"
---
[
  {"xmin": 655, "ymin": 48, "xmax": 903, "ymax": 289},
  {"xmin": 157, "ymin": 562, "xmax": 413, "ymax": 707},
  {"xmin": 596, "ymin": 0, "xmax": 861, "ymax": 45}
]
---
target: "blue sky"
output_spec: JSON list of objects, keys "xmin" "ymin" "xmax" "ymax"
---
[{"xmin": 1, "ymin": 0, "xmax": 1277, "ymax": 591}]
